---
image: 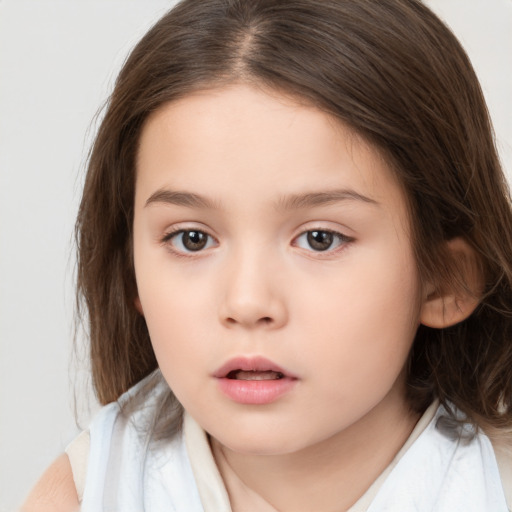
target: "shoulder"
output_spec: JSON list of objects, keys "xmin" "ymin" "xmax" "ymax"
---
[{"xmin": 21, "ymin": 453, "xmax": 79, "ymax": 512}]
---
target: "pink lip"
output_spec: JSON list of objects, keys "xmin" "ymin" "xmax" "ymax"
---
[{"xmin": 213, "ymin": 356, "xmax": 298, "ymax": 405}]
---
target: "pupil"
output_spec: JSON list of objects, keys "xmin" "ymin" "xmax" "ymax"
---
[
  {"xmin": 183, "ymin": 231, "xmax": 207, "ymax": 251},
  {"xmin": 307, "ymin": 230, "xmax": 333, "ymax": 251}
]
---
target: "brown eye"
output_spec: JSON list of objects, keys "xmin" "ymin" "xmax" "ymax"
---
[
  {"xmin": 307, "ymin": 230, "xmax": 334, "ymax": 251},
  {"xmin": 294, "ymin": 229, "xmax": 352, "ymax": 253},
  {"xmin": 164, "ymin": 229, "xmax": 215, "ymax": 253}
]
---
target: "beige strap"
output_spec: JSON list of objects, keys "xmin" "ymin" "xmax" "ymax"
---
[
  {"xmin": 183, "ymin": 412, "xmax": 232, "ymax": 512},
  {"xmin": 65, "ymin": 429, "xmax": 90, "ymax": 503}
]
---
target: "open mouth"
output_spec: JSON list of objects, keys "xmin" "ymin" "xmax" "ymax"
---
[
  {"xmin": 226, "ymin": 370, "xmax": 285, "ymax": 381},
  {"xmin": 215, "ymin": 357, "xmax": 297, "ymax": 404},
  {"xmin": 213, "ymin": 355, "xmax": 298, "ymax": 381}
]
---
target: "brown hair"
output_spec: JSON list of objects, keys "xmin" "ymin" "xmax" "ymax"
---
[{"xmin": 76, "ymin": 0, "xmax": 512, "ymax": 432}]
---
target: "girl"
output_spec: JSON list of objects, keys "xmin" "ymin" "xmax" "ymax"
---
[{"xmin": 23, "ymin": 0, "xmax": 512, "ymax": 510}]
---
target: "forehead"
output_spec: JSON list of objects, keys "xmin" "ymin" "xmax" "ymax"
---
[{"xmin": 135, "ymin": 83, "xmax": 408, "ymax": 221}]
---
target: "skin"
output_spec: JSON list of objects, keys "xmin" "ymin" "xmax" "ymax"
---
[
  {"xmin": 132, "ymin": 83, "xmax": 426, "ymax": 511},
  {"xmin": 21, "ymin": 454, "xmax": 79, "ymax": 511},
  {"xmin": 23, "ymin": 83, "xmax": 480, "ymax": 511}
]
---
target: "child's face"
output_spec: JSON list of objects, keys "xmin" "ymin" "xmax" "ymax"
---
[{"xmin": 133, "ymin": 84, "xmax": 424, "ymax": 455}]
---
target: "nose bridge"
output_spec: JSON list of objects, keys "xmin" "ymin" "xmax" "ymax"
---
[{"xmin": 219, "ymin": 240, "xmax": 287, "ymax": 329}]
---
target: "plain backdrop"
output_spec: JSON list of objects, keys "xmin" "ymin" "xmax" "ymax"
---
[{"xmin": 0, "ymin": 1, "xmax": 511, "ymax": 509}]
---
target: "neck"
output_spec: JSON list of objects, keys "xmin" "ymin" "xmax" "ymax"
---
[{"xmin": 211, "ymin": 389, "xmax": 420, "ymax": 512}]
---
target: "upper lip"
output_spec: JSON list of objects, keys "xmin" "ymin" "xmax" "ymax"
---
[{"xmin": 213, "ymin": 356, "xmax": 297, "ymax": 379}]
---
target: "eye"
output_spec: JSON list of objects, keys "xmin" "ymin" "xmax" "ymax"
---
[
  {"xmin": 162, "ymin": 229, "xmax": 216, "ymax": 253},
  {"xmin": 294, "ymin": 229, "xmax": 351, "ymax": 252}
]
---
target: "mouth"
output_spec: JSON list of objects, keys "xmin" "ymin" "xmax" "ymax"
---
[
  {"xmin": 213, "ymin": 356, "xmax": 296, "ymax": 380},
  {"xmin": 213, "ymin": 356, "xmax": 298, "ymax": 405}
]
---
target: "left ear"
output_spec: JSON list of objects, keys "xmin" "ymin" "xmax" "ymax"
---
[{"xmin": 420, "ymin": 237, "xmax": 483, "ymax": 329}]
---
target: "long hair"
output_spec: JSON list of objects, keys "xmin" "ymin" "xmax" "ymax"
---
[{"xmin": 76, "ymin": 0, "xmax": 512, "ymax": 433}]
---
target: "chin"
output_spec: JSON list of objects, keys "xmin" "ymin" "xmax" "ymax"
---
[{"xmin": 207, "ymin": 416, "xmax": 320, "ymax": 457}]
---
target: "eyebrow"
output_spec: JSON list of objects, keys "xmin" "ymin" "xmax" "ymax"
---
[
  {"xmin": 144, "ymin": 188, "xmax": 379, "ymax": 210},
  {"xmin": 274, "ymin": 189, "xmax": 379, "ymax": 210},
  {"xmin": 145, "ymin": 189, "xmax": 222, "ymax": 210}
]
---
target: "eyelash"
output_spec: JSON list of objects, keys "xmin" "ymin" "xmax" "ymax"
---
[{"xmin": 160, "ymin": 228, "xmax": 353, "ymax": 257}]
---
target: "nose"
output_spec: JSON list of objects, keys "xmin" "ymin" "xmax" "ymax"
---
[{"xmin": 218, "ymin": 250, "xmax": 288, "ymax": 330}]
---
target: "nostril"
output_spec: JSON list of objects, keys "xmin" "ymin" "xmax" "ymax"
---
[{"xmin": 222, "ymin": 313, "xmax": 281, "ymax": 328}]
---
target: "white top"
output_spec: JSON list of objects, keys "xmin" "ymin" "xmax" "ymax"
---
[{"xmin": 67, "ymin": 374, "xmax": 512, "ymax": 511}]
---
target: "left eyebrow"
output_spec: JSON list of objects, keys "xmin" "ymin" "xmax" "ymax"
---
[{"xmin": 274, "ymin": 189, "xmax": 379, "ymax": 211}]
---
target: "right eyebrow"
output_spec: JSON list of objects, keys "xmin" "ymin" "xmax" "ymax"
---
[{"xmin": 145, "ymin": 189, "xmax": 223, "ymax": 210}]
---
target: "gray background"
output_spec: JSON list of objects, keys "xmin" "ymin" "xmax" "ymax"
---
[{"xmin": 0, "ymin": 1, "xmax": 511, "ymax": 509}]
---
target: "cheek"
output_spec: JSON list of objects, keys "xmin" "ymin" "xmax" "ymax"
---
[
  {"xmin": 296, "ymin": 248, "xmax": 421, "ymax": 392},
  {"xmin": 141, "ymin": 285, "xmax": 210, "ymax": 346},
  {"xmin": 135, "ymin": 258, "xmax": 207, "ymax": 358},
  {"xmin": 139, "ymin": 283, "xmax": 212, "ymax": 399}
]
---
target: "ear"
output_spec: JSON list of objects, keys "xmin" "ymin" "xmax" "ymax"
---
[
  {"xmin": 134, "ymin": 296, "xmax": 144, "ymax": 316},
  {"xmin": 420, "ymin": 238, "xmax": 483, "ymax": 329}
]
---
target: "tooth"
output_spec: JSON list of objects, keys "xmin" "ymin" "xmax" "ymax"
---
[{"xmin": 234, "ymin": 370, "xmax": 282, "ymax": 381}]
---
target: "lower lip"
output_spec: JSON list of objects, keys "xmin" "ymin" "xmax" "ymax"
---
[{"xmin": 217, "ymin": 377, "xmax": 297, "ymax": 404}]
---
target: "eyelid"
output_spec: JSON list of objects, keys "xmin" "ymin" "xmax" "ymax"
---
[{"xmin": 160, "ymin": 221, "xmax": 217, "ymax": 242}]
